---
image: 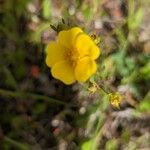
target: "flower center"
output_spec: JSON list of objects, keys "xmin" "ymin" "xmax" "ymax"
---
[{"xmin": 65, "ymin": 48, "xmax": 80, "ymax": 67}]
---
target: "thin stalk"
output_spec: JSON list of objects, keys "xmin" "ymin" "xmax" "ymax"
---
[
  {"xmin": 4, "ymin": 136, "xmax": 30, "ymax": 150},
  {"xmin": 0, "ymin": 88, "xmax": 66, "ymax": 105},
  {"xmin": 92, "ymin": 115, "xmax": 106, "ymax": 150},
  {"xmin": 98, "ymin": 84, "xmax": 109, "ymax": 94}
]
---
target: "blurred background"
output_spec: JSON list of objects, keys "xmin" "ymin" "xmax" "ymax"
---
[{"xmin": 0, "ymin": 0, "xmax": 150, "ymax": 150}]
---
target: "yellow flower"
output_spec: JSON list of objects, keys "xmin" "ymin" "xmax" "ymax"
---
[
  {"xmin": 88, "ymin": 82, "xmax": 100, "ymax": 94},
  {"xmin": 109, "ymin": 92, "xmax": 122, "ymax": 108},
  {"xmin": 46, "ymin": 27, "xmax": 100, "ymax": 85},
  {"xmin": 88, "ymin": 85, "xmax": 97, "ymax": 94}
]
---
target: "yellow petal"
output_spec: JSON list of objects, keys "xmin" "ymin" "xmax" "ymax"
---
[
  {"xmin": 75, "ymin": 57, "xmax": 97, "ymax": 82},
  {"xmin": 45, "ymin": 42, "xmax": 65, "ymax": 67},
  {"xmin": 58, "ymin": 27, "xmax": 83, "ymax": 49},
  {"xmin": 109, "ymin": 93, "xmax": 122, "ymax": 108},
  {"xmin": 76, "ymin": 33, "xmax": 100, "ymax": 59},
  {"xmin": 90, "ymin": 45, "xmax": 100, "ymax": 60},
  {"xmin": 51, "ymin": 61, "xmax": 76, "ymax": 85}
]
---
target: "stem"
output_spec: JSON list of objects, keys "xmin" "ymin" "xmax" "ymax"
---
[
  {"xmin": 0, "ymin": 88, "xmax": 66, "ymax": 105},
  {"xmin": 3, "ymin": 67, "xmax": 18, "ymax": 89},
  {"xmin": 92, "ymin": 115, "xmax": 106, "ymax": 150},
  {"xmin": 4, "ymin": 136, "xmax": 29, "ymax": 150},
  {"xmin": 98, "ymin": 84, "xmax": 109, "ymax": 94}
]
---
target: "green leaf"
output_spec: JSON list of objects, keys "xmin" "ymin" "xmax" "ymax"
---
[
  {"xmin": 105, "ymin": 139, "xmax": 118, "ymax": 150},
  {"xmin": 140, "ymin": 61, "xmax": 150, "ymax": 80},
  {"xmin": 81, "ymin": 139, "xmax": 94, "ymax": 150},
  {"xmin": 129, "ymin": 8, "xmax": 143, "ymax": 30},
  {"xmin": 33, "ymin": 103, "xmax": 46, "ymax": 114},
  {"xmin": 138, "ymin": 91, "xmax": 150, "ymax": 112},
  {"xmin": 29, "ymin": 22, "xmax": 50, "ymax": 43},
  {"xmin": 4, "ymin": 136, "xmax": 30, "ymax": 150},
  {"xmin": 83, "ymin": 6, "xmax": 92, "ymax": 20},
  {"xmin": 42, "ymin": 0, "xmax": 51, "ymax": 19},
  {"xmin": 3, "ymin": 67, "xmax": 18, "ymax": 89}
]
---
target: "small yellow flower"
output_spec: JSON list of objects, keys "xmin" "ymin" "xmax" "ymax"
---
[
  {"xmin": 88, "ymin": 82, "xmax": 100, "ymax": 94},
  {"xmin": 88, "ymin": 85, "xmax": 98, "ymax": 94},
  {"xmin": 109, "ymin": 92, "xmax": 122, "ymax": 108},
  {"xmin": 46, "ymin": 27, "xmax": 100, "ymax": 85}
]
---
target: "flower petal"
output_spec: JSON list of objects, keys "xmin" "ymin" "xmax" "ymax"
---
[
  {"xmin": 75, "ymin": 57, "xmax": 97, "ymax": 82},
  {"xmin": 51, "ymin": 61, "xmax": 76, "ymax": 85},
  {"xmin": 46, "ymin": 42, "xmax": 65, "ymax": 67},
  {"xmin": 58, "ymin": 27, "xmax": 83, "ymax": 49},
  {"xmin": 76, "ymin": 33, "xmax": 100, "ymax": 59},
  {"xmin": 90, "ymin": 45, "xmax": 100, "ymax": 60}
]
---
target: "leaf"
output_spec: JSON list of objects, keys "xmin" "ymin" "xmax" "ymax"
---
[
  {"xmin": 128, "ymin": 7, "xmax": 143, "ymax": 31},
  {"xmin": 140, "ymin": 61, "xmax": 150, "ymax": 80},
  {"xmin": 138, "ymin": 91, "xmax": 150, "ymax": 112},
  {"xmin": 105, "ymin": 139, "xmax": 118, "ymax": 150},
  {"xmin": 3, "ymin": 67, "xmax": 18, "ymax": 89},
  {"xmin": 29, "ymin": 22, "xmax": 50, "ymax": 43},
  {"xmin": 83, "ymin": 6, "xmax": 92, "ymax": 20},
  {"xmin": 50, "ymin": 24, "xmax": 57, "ymax": 31},
  {"xmin": 81, "ymin": 139, "xmax": 94, "ymax": 150},
  {"xmin": 42, "ymin": 0, "xmax": 52, "ymax": 19},
  {"xmin": 33, "ymin": 103, "xmax": 46, "ymax": 114}
]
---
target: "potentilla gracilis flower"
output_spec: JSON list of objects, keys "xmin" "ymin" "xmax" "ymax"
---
[{"xmin": 45, "ymin": 27, "xmax": 100, "ymax": 85}]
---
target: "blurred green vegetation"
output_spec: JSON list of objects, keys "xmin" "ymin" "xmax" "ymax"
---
[{"xmin": 0, "ymin": 0, "xmax": 150, "ymax": 150}]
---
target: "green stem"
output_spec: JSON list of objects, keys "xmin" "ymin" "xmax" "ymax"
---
[
  {"xmin": 92, "ymin": 115, "xmax": 106, "ymax": 150},
  {"xmin": 98, "ymin": 84, "xmax": 109, "ymax": 94},
  {"xmin": 4, "ymin": 136, "xmax": 30, "ymax": 150},
  {"xmin": 3, "ymin": 67, "xmax": 18, "ymax": 89},
  {"xmin": 0, "ymin": 88, "xmax": 66, "ymax": 105}
]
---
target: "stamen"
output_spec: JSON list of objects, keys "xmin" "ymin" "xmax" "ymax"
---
[{"xmin": 65, "ymin": 48, "xmax": 80, "ymax": 68}]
